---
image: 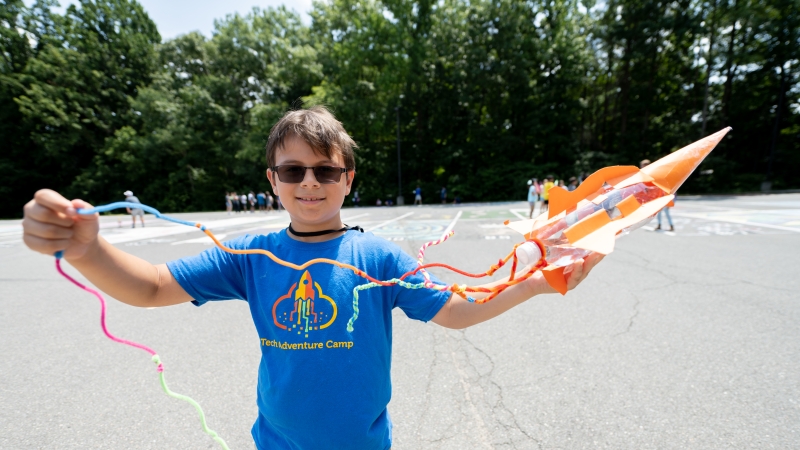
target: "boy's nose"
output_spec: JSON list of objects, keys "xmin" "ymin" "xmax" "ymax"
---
[{"xmin": 301, "ymin": 167, "xmax": 320, "ymax": 187}]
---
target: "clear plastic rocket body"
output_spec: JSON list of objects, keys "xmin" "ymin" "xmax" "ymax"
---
[{"xmin": 516, "ymin": 182, "xmax": 665, "ymax": 267}]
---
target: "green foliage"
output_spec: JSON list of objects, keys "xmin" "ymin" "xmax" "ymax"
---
[{"xmin": 1, "ymin": 0, "xmax": 798, "ymax": 217}]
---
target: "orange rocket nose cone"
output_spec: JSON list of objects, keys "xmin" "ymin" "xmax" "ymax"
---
[
  {"xmin": 295, "ymin": 270, "xmax": 315, "ymax": 300},
  {"xmin": 640, "ymin": 127, "xmax": 731, "ymax": 193}
]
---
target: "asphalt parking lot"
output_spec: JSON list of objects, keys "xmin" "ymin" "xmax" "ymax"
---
[{"xmin": 1, "ymin": 194, "xmax": 798, "ymax": 449}]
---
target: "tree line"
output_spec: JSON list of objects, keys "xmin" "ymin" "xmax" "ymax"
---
[{"xmin": 1, "ymin": 0, "xmax": 798, "ymax": 217}]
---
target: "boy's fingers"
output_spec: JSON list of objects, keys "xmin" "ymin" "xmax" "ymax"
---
[
  {"xmin": 568, "ymin": 254, "xmax": 605, "ymax": 289},
  {"xmin": 33, "ymin": 189, "xmax": 76, "ymax": 216},
  {"xmin": 71, "ymin": 199, "xmax": 98, "ymax": 220},
  {"xmin": 22, "ymin": 234, "xmax": 71, "ymax": 256},
  {"xmin": 584, "ymin": 253, "xmax": 604, "ymax": 272},
  {"xmin": 22, "ymin": 217, "xmax": 75, "ymax": 240},
  {"xmin": 24, "ymin": 199, "xmax": 75, "ymax": 227}
]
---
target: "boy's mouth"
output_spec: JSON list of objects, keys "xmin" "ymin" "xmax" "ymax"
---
[{"xmin": 297, "ymin": 196, "xmax": 324, "ymax": 202}]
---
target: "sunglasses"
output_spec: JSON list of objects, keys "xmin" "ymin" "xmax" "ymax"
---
[{"xmin": 271, "ymin": 165, "xmax": 349, "ymax": 184}]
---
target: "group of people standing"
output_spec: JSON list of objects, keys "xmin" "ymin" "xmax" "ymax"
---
[
  {"xmin": 225, "ymin": 191, "xmax": 280, "ymax": 214},
  {"xmin": 527, "ymin": 176, "xmax": 579, "ymax": 218}
]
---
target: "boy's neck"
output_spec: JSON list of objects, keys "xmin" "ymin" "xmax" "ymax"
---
[{"xmin": 286, "ymin": 220, "xmax": 348, "ymax": 243}]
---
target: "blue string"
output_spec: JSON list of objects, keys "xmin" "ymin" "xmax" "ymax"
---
[{"xmin": 77, "ymin": 202, "xmax": 201, "ymax": 229}]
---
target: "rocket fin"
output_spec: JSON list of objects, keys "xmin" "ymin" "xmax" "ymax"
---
[
  {"xmin": 564, "ymin": 209, "xmax": 612, "ymax": 244},
  {"xmin": 570, "ymin": 195, "xmax": 674, "ymax": 254},
  {"xmin": 548, "ymin": 166, "xmax": 639, "ymax": 218},
  {"xmin": 542, "ymin": 266, "xmax": 568, "ymax": 295}
]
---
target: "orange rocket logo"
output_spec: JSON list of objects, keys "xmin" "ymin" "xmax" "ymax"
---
[{"xmin": 272, "ymin": 270, "xmax": 337, "ymax": 338}]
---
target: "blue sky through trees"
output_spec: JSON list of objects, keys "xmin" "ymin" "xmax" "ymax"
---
[{"xmin": 23, "ymin": 0, "xmax": 313, "ymax": 39}]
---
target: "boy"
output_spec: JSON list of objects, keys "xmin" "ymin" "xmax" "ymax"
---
[{"xmin": 22, "ymin": 106, "xmax": 601, "ymax": 449}]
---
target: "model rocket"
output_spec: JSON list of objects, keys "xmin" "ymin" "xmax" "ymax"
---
[{"xmin": 506, "ymin": 127, "xmax": 732, "ymax": 294}]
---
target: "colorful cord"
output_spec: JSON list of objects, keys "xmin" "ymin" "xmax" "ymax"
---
[
  {"xmin": 55, "ymin": 201, "xmax": 547, "ymax": 446},
  {"xmin": 54, "ymin": 251, "xmax": 230, "ymax": 450}
]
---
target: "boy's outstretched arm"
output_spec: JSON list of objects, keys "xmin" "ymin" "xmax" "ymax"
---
[
  {"xmin": 431, "ymin": 253, "xmax": 604, "ymax": 329},
  {"xmin": 23, "ymin": 189, "xmax": 192, "ymax": 308}
]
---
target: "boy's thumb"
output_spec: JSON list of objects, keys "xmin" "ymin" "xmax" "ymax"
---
[{"xmin": 70, "ymin": 199, "xmax": 97, "ymax": 218}]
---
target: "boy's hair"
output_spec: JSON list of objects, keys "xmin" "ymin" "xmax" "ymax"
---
[{"xmin": 266, "ymin": 106, "xmax": 357, "ymax": 170}]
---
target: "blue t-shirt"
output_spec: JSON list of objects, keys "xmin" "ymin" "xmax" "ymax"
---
[
  {"xmin": 527, "ymin": 186, "xmax": 538, "ymax": 202},
  {"xmin": 167, "ymin": 230, "xmax": 451, "ymax": 450}
]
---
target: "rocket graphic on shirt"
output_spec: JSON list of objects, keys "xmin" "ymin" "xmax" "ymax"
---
[{"xmin": 272, "ymin": 270, "xmax": 338, "ymax": 338}]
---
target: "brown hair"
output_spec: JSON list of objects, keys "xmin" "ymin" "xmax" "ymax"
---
[{"xmin": 265, "ymin": 106, "xmax": 357, "ymax": 170}]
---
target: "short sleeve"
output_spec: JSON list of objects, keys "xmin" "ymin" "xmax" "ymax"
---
[
  {"xmin": 389, "ymin": 249, "xmax": 451, "ymax": 322},
  {"xmin": 166, "ymin": 236, "xmax": 249, "ymax": 306}
]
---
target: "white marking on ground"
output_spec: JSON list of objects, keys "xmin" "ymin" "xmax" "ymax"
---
[
  {"xmin": 670, "ymin": 212, "xmax": 800, "ymax": 233},
  {"xmin": 102, "ymin": 216, "xmax": 285, "ymax": 244},
  {"xmin": 440, "ymin": 210, "xmax": 462, "ymax": 240},
  {"xmin": 365, "ymin": 212, "xmax": 415, "ymax": 232},
  {"xmin": 509, "ymin": 208, "xmax": 528, "ymax": 220},
  {"xmin": 342, "ymin": 213, "xmax": 370, "ymax": 222}
]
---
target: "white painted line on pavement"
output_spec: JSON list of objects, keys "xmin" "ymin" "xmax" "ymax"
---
[
  {"xmin": 102, "ymin": 216, "xmax": 285, "ymax": 244},
  {"xmin": 509, "ymin": 209, "xmax": 527, "ymax": 220},
  {"xmin": 366, "ymin": 212, "xmax": 414, "ymax": 232},
  {"xmin": 671, "ymin": 212, "xmax": 800, "ymax": 233},
  {"xmin": 343, "ymin": 213, "xmax": 370, "ymax": 222},
  {"xmin": 440, "ymin": 210, "xmax": 462, "ymax": 240}
]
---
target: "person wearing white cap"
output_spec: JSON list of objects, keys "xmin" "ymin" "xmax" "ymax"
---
[{"xmin": 124, "ymin": 190, "xmax": 145, "ymax": 228}]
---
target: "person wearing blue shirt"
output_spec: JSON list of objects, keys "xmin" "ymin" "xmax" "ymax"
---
[{"xmin": 22, "ymin": 106, "xmax": 603, "ymax": 449}]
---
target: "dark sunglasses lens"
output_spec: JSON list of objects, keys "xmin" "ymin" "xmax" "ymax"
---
[
  {"xmin": 313, "ymin": 166, "xmax": 342, "ymax": 183},
  {"xmin": 277, "ymin": 166, "xmax": 306, "ymax": 183}
]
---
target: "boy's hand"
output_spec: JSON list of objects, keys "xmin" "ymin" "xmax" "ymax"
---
[
  {"xmin": 561, "ymin": 252, "xmax": 604, "ymax": 291},
  {"xmin": 525, "ymin": 252, "xmax": 605, "ymax": 295},
  {"xmin": 23, "ymin": 189, "xmax": 100, "ymax": 260}
]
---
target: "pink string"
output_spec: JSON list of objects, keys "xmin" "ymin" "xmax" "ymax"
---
[{"xmin": 54, "ymin": 258, "xmax": 163, "ymax": 372}]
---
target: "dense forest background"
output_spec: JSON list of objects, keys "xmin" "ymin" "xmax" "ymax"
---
[{"xmin": 1, "ymin": 0, "xmax": 798, "ymax": 216}]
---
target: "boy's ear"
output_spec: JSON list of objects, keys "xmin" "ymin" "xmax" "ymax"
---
[
  {"xmin": 266, "ymin": 169, "xmax": 277, "ymax": 190},
  {"xmin": 344, "ymin": 169, "xmax": 355, "ymax": 195}
]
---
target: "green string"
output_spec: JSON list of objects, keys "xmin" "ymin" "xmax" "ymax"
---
[
  {"xmin": 347, "ymin": 279, "xmax": 427, "ymax": 332},
  {"xmin": 152, "ymin": 355, "xmax": 230, "ymax": 450}
]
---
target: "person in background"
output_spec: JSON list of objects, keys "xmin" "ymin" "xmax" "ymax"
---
[
  {"xmin": 376, "ymin": 198, "xmax": 382, "ymax": 206},
  {"xmin": 266, "ymin": 191, "xmax": 274, "ymax": 211},
  {"xmin": 413, "ymin": 186, "xmax": 422, "ymax": 206},
  {"xmin": 240, "ymin": 193, "xmax": 248, "ymax": 213},
  {"xmin": 257, "ymin": 191, "xmax": 266, "ymax": 212},
  {"xmin": 527, "ymin": 178, "xmax": 540, "ymax": 218},
  {"xmin": 541, "ymin": 176, "xmax": 555, "ymax": 214},
  {"xmin": 248, "ymin": 191, "xmax": 256, "ymax": 213},
  {"xmin": 440, "ymin": 186, "xmax": 447, "ymax": 204},
  {"xmin": 232, "ymin": 192, "xmax": 241, "ymax": 213},
  {"xmin": 123, "ymin": 190, "xmax": 145, "ymax": 228},
  {"xmin": 353, "ymin": 190, "xmax": 360, "ymax": 207},
  {"xmin": 640, "ymin": 159, "xmax": 674, "ymax": 231},
  {"xmin": 225, "ymin": 192, "xmax": 233, "ymax": 215},
  {"xmin": 567, "ymin": 177, "xmax": 578, "ymax": 191}
]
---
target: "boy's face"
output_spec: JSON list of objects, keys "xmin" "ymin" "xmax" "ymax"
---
[{"xmin": 267, "ymin": 135, "xmax": 354, "ymax": 233}]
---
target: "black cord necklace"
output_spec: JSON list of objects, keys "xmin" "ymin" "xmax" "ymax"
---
[{"xmin": 287, "ymin": 223, "xmax": 364, "ymax": 237}]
